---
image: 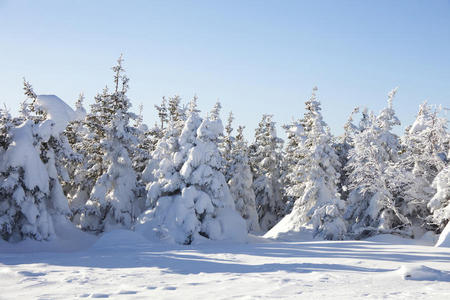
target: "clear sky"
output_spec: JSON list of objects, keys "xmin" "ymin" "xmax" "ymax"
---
[{"xmin": 1, "ymin": 0, "xmax": 449, "ymax": 140}]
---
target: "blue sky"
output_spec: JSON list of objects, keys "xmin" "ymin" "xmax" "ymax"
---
[{"xmin": 1, "ymin": 0, "xmax": 449, "ymax": 139}]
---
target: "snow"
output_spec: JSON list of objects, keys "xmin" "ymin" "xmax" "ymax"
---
[
  {"xmin": 1, "ymin": 71, "xmax": 448, "ymax": 298},
  {"xmin": 1, "ymin": 230, "xmax": 450, "ymax": 299},
  {"xmin": 1, "ymin": 120, "xmax": 50, "ymax": 193},
  {"xmin": 395, "ymin": 265, "xmax": 450, "ymax": 281},
  {"xmin": 436, "ymin": 223, "xmax": 450, "ymax": 247},
  {"xmin": 36, "ymin": 95, "xmax": 77, "ymax": 133}
]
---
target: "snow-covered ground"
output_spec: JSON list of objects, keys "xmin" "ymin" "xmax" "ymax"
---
[{"xmin": 1, "ymin": 230, "xmax": 450, "ymax": 299}]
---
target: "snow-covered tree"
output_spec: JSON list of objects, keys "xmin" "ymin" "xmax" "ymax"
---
[
  {"xmin": 0, "ymin": 120, "xmax": 58, "ymax": 241},
  {"xmin": 63, "ymin": 94, "xmax": 88, "ymax": 202},
  {"xmin": 249, "ymin": 114, "xmax": 284, "ymax": 231},
  {"xmin": 334, "ymin": 107, "xmax": 360, "ymax": 200},
  {"xmin": 345, "ymin": 89, "xmax": 411, "ymax": 238},
  {"xmin": 427, "ymin": 158, "xmax": 450, "ymax": 232},
  {"xmin": 65, "ymin": 93, "xmax": 86, "ymax": 146},
  {"xmin": 282, "ymin": 88, "xmax": 330, "ymax": 214},
  {"xmin": 220, "ymin": 111, "xmax": 235, "ymax": 183},
  {"xmin": 281, "ymin": 118, "xmax": 305, "ymax": 214},
  {"xmin": 130, "ymin": 104, "xmax": 153, "ymax": 175},
  {"xmin": 0, "ymin": 82, "xmax": 72, "ymax": 241},
  {"xmin": 394, "ymin": 103, "xmax": 449, "ymax": 230},
  {"xmin": 154, "ymin": 97, "xmax": 168, "ymax": 129},
  {"xmin": 69, "ymin": 56, "xmax": 139, "ymax": 233},
  {"xmin": 74, "ymin": 93, "xmax": 87, "ymax": 119},
  {"xmin": 0, "ymin": 108, "xmax": 13, "ymax": 151},
  {"xmin": 141, "ymin": 96, "xmax": 193, "ymax": 187},
  {"xmin": 167, "ymin": 95, "xmax": 186, "ymax": 124},
  {"xmin": 138, "ymin": 101, "xmax": 247, "ymax": 244},
  {"xmin": 275, "ymin": 87, "xmax": 346, "ymax": 240},
  {"xmin": 227, "ymin": 125, "xmax": 260, "ymax": 232},
  {"xmin": 128, "ymin": 103, "xmax": 153, "ymax": 213}
]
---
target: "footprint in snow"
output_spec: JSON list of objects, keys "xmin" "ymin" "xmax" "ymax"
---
[
  {"xmin": 18, "ymin": 271, "xmax": 46, "ymax": 277},
  {"xmin": 162, "ymin": 286, "xmax": 177, "ymax": 290},
  {"xmin": 91, "ymin": 294, "xmax": 110, "ymax": 298},
  {"xmin": 118, "ymin": 290, "xmax": 138, "ymax": 295}
]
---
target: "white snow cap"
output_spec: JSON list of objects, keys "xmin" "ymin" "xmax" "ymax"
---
[{"xmin": 37, "ymin": 95, "xmax": 77, "ymax": 133}]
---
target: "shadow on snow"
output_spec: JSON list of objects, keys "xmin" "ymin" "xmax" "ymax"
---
[{"xmin": 2, "ymin": 238, "xmax": 450, "ymax": 278}]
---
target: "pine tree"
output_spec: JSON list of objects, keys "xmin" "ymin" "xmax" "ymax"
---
[
  {"xmin": 249, "ymin": 114, "xmax": 284, "ymax": 231},
  {"xmin": 70, "ymin": 55, "xmax": 139, "ymax": 233},
  {"xmin": 65, "ymin": 93, "xmax": 86, "ymax": 146},
  {"xmin": 141, "ymin": 96, "xmax": 193, "ymax": 188},
  {"xmin": 63, "ymin": 94, "xmax": 88, "ymax": 204},
  {"xmin": 129, "ymin": 103, "xmax": 153, "ymax": 214},
  {"xmin": 275, "ymin": 87, "xmax": 346, "ymax": 240},
  {"xmin": 334, "ymin": 107, "xmax": 360, "ymax": 201},
  {"xmin": 131, "ymin": 104, "xmax": 152, "ymax": 174},
  {"xmin": 24, "ymin": 82, "xmax": 74, "ymax": 232},
  {"xmin": 427, "ymin": 159, "xmax": 450, "ymax": 232},
  {"xmin": 281, "ymin": 118, "xmax": 306, "ymax": 215},
  {"xmin": 0, "ymin": 121, "xmax": 56, "ymax": 241},
  {"xmin": 154, "ymin": 97, "xmax": 168, "ymax": 129},
  {"xmin": 0, "ymin": 108, "xmax": 13, "ymax": 150},
  {"xmin": 228, "ymin": 126, "xmax": 260, "ymax": 232},
  {"xmin": 220, "ymin": 111, "xmax": 234, "ymax": 183},
  {"xmin": 395, "ymin": 102, "xmax": 449, "ymax": 231},
  {"xmin": 74, "ymin": 93, "xmax": 87, "ymax": 119},
  {"xmin": 0, "ymin": 82, "xmax": 71, "ymax": 241},
  {"xmin": 167, "ymin": 95, "xmax": 185, "ymax": 123},
  {"xmin": 138, "ymin": 101, "xmax": 247, "ymax": 244},
  {"xmin": 345, "ymin": 89, "xmax": 411, "ymax": 238}
]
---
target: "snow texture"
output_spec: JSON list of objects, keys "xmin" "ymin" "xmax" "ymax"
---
[
  {"xmin": 36, "ymin": 95, "xmax": 77, "ymax": 133},
  {"xmin": 436, "ymin": 223, "xmax": 450, "ymax": 248},
  {"xmin": 1, "ymin": 229, "xmax": 449, "ymax": 299}
]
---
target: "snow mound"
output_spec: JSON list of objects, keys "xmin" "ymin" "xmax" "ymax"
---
[
  {"xmin": 37, "ymin": 95, "xmax": 76, "ymax": 133},
  {"xmin": 0, "ymin": 217, "xmax": 96, "ymax": 253},
  {"xmin": 436, "ymin": 223, "xmax": 450, "ymax": 247},
  {"xmin": 264, "ymin": 215, "xmax": 315, "ymax": 242},
  {"xmin": 91, "ymin": 229, "xmax": 150, "ymax": 250},
  {"xmin": 214, "ymin": 207, "xmax": 248, "ymax": 243},
  {"xmin": 396, "ymin": 265, "xmax": 450, "ymax": 281},
  {"xmin": 135, "ymin": 197, "xmax": 248, "ymax": 245}
]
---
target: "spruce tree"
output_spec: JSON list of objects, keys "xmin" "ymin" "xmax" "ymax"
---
[
  {"xmin": 275, "ymin": 87, "xmax": 346, "ymax": 240},
  {"xmin": 249, "ymin": 114, "xmax": 284, "ymax": 231},
  {"xmin": 345, "ymin": 89, "xmax": 411, "ymax": 238},
  {"xmin": 138, "ymin": 101, "xmax": 247, "ymax": 244},
  {"xmin": 334, "ymin": 107, "xmax": 360, "ymax": 201},
  {"xmin": 395, "ymin": 103, "xmax": 449, "ymax": 231},
  {"xmin": 220, "ymin": 111, "xmax": 235, "ymax": 183},
  {"xmin": 228, "ymin": 126, "xmax": 260, "ymax": 232},
  {"xmin": 0, "ymin": 82, "xmax": 71, "ymax": 241},
  {"xmin": 427, "ymin": 159, "xmax": 450, "ymax": 232},
  {"xmin": 281, "ymin": 118, "xmax": 305, "ymax": 214},
  {"xmin": 70, "ymin": 55, "xmax": 139, "ymax": 233}
]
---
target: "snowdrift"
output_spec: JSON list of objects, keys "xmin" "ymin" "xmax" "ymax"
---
[
  {"xmin": 264, "ymin": 213, "xmax": 315, "ymax": 242},
  {"xmin": 91, "ymin": 229, "xmax": 150, "ymax": 250},
  {"xmin": 396, "ymin": 265, "xmax": 450, "ymax": 281},
  {"xmin": 436, "ymin": 223, "xmax": 450, "ymax": 248}
]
